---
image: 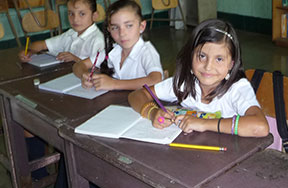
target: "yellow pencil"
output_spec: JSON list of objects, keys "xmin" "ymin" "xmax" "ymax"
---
[
  {"xmin": 25, "ymin": 36, "xmax": 30, "ymax": 56},
  {"xmin": 169, "ymin": 143, "xmax": 227, "ymax": 151}
]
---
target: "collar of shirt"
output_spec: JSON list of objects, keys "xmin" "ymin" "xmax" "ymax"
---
[{"xmin": 109, "ymin": 37, "xmax": 145, "ymax": 63}]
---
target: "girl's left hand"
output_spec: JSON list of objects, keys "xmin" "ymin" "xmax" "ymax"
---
[
  {"xmin": 175, "ymin": 115, "xmax": 207, "ymax": 133},
  {"xmin": 91, "ymin": 74, "xmax": 115, "ymax": 91},
  {"xmin": 56, "ymin": 52, "xmax": 80, "ymax": 62}
]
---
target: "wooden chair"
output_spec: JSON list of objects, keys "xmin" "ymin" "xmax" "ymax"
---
[
  {"xmin": 55, "ymin": 0, "xmax": 67, "ymax": 34},
  {"xmin": 12, "ymin": 0, "xmax": 60, "ymax": 38},
  {"xmin": 245, "ymin": 69, "xmax": 288, "ymax": 119},
  {"xmin": 148, "ymin": 0, "xmax": 186, "ymax": 29},
  {"xmin": 0, "ymin": 0, "xmax": 21, "ymax": 46},
  {"xmin": 95, "ymin": 3, "xmax": 106, "ymax": 23},
  {"xmin": 0, "ymin": 22, "xmax": 4, "ymax": 39}
]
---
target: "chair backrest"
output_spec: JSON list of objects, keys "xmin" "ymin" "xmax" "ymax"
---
[
  {"xmin": 152, "ymin": 0, "xmax": 178, "ymax": 10},
  {"xmin": 245, "ymin": 69, "xmax": 288, "ymax": 119},
  {"xmin": 22, "ymin": 9, "xmax": 59, "ymax": 32},
  {"xmin": 0, "ymin": 22, "xmax": 4, "ymax": 38},
  {"xmin": 95, "ymin": 3, "xmax": 105, "ymax": 23}
]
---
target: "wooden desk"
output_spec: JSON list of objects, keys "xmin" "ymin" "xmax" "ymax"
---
[
  {"xmin": 59, "ymin": 123, "xmax": 273, "ymax": 188},
  {"xmin": 202, "ymin": 149, "xmax": 288, "ymax": 187},
  {"xmin": 0, "ymin": 58, "xmax": 130, "ymax": 187},
  {"xmin": 0, "ymin": 47, "xmax": 74, "ymax": 85}
]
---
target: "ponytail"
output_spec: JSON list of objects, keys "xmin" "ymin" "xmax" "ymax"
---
[{"xmin": 100, "ymin": 21, "xmax": 114, "ymax": 76}]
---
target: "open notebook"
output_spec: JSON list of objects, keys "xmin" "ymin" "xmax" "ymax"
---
[
  {"xmin": 75, "ymin": 105, "xmax": 182, "ymax": 144},
  {"xmin": 28, "ymin": 53, "xmax": 61, "ymax": 67},
  {"xmin": 39, "ymin": 73, "xmax": 107, "ymax": 99}
]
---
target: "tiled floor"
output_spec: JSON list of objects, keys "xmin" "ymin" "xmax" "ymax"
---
[{"xmin": 0, "ymin": 25, "xmax": 288, "ymax": 188}]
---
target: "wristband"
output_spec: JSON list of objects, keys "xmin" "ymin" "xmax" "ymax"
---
[
  {"xmin": 231, "ymin": 115, "xmax": 236, "ymax": 135},
  {"xmin": 147, "ymin": 106, "xmax": 158, "ymax": 120},
  {"xmin": 234, "ymin": 115, "xmax": 240, "ymax": 135},
  {"xmin": 217, "ymin": 117, "xmax": 223, "ymax": 133}
]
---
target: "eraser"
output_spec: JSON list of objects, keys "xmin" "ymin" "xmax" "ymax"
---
[{"xmin": 33, "ymin": 78, "xmax": 40, "ymax": 86}]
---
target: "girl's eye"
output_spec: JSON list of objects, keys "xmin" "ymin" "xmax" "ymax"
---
[
  {"xmin": 126, "ymin": 24, "xmax": 133, "ymax": 28},
  {"xmin": 80, "ymin": 12, "xmax": 85, "ymax": 16},
  {"xmin": 216, "ymin": 57, "xmax": 223, "ymax": 62},
  {"xmin": 68, "ymin": 12, "xmax": 73, "ymax": 17},
  {"xmin": 198, "ymin": 53, "xmax": 206, "ymax": 61},
  {"xmin": 110, "ymin": 26, "xmax": 119, "ymax": 31}
]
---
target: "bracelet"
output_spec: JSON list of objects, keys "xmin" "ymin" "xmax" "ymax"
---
[
  {"xmin": 217, "ymin": 117, "xmax": 223, "ymax": 133},
  {"xmin": 140, "ymin": 102, "xmax": 156, "ymax": 117},
  {"xmin": 234, "ymin": 115, "xmax": 240, "ymax": 135},
  {"xmin": 147, "ymin": 106, "xmax": 159, "ymax": 120},
  {"xmin": 231, "ymin": 115, "xmax": 236, "ymax": 135}
]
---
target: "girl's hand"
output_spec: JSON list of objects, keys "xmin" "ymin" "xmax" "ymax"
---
[
  {"xmin": 56, "ymin": 52, "xmax": 80, "ymax": 62},
  {"xmin": 175, "ymin": 115, "xmax": 207, "ymax": 133},
  {"xmin": 151, "ymin": 109, "xmax": 175, "ymax": 129},
  {"xmin": 81, "ymin": 72, "xmax": 94, "ymax": 89},
  {"xmin": 18, "ymin": 50, "xmax": 33, "ymax": 62},
  {"xmin": 92, "ymin": 74, "xmax": 115, "ymax": 91}
]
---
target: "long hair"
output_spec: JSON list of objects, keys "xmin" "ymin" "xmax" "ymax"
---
[
  {"xmin": 173, "ymin": 19, "xmax": 245, "ymax": 103},
  {"xmin": 100, "ymin": 0, "xmax": 143, "ymax": 76}
]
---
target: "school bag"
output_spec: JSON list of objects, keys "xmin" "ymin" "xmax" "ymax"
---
[{"xmin": 247, "ymin": 69, "xmax": 288, "ymax": 153}]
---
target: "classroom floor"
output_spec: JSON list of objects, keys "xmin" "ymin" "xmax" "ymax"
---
[{"xmin": 0, "ymin": 25, "xmax": 288, "ymax": 188}]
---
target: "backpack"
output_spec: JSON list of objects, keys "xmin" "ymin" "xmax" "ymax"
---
[{"xmin": 247, "ymin": 69, "xmax": 288, "ymax": 152}]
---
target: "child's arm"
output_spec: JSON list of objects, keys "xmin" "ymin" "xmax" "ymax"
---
[
  {"xmin": 56, "ymin": 52, "xmax": 81, "ymax": 63},
  {"xmin": 128, "ymin": 86, "xmax": 175, "ymax": 129},
  {"xmin": 18, "ymin": 40, "xmax": 47, "ymax": 62},
  {"xmin": 91, "ymin": 71, "xmax": 162, "ymax": 91},
  {"xmin": 175, "ymin": 106, "xmax": 269, "ymax": 137},
  {"xmin": 73, "ymin": 58, "xmax": 94, "ymax": 89}
]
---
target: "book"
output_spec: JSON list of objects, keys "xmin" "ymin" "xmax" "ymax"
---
[
  {"xmin": 283, "ymin": 0, "xmax": 288, "ymax": 7},
  {"xmin": 281, "ymin": 14, "xmax": 287, "ymax": 38},
  {"xmin": 39, "ymin": 73, "xmax": 108, "ymax": 99},
  {"xmin": 28, "ymin": 53, "xmax": 61, "ymax": 67},
  {"xmin": 75, "ymin": 105, "xmax": 182, "ymax": 145}
]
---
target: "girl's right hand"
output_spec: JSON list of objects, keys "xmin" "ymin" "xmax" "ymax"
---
[
  {"xmin": 18, "ymin": 50, "xmax": 33, "ymax": 62},
  {"xmin": 151, "ymin": 109, "xmax": 175, "ymax": 129},
  {"xmin": 81, "ymin": 72, "xmax": 94, "ymax": 89}
]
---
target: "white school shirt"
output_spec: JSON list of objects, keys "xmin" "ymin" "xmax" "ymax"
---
[
  {"xmin": 154, "ymin": 77, "xmax": 260, "ymax": 118},
  {"xmin": 92, "ymin": 37, "xmax": 163, "ymax": 79},
  {"xmin": 45, "ymin": 24, "xmax": 104, "ymax": 60}
]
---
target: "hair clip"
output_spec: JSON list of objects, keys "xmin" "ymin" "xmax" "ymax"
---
[{"xmin": 215, "ymin": 28, "xmax": 233, "ymax": 40}]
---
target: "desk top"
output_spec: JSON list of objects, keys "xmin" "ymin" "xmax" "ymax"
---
[
  {"xmin": 0, "ymin": 47, "xmax": 73, "ymax": 85},
  {"xmin": 0, "ymin": 69, "xmax": 131, "ymax": 128},
  {"xmin": 59, "ymin": 124, "xmax": 273, "ymax": 188},
  {"xmin": 202, "ymin": 149, "xmax": 288, "ymax": 187}
]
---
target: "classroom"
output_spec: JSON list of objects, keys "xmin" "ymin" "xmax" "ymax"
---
[{"xmin": 0, "ymin": 0, "xmax": 287, "ymax": 188}]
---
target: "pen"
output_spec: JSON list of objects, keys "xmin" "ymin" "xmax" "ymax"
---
[
  {"xmin": 25, "ymin": 36, "xmax": 30, "ymax": 56},
  {"xmin": 143, "ymin": 84, "xmax": 167, "ymax": 112},
  {"xmin": 89, "ymin": 51, "xmax": 100, "ymax": 80},
  {"xmin": 169, "ymin": 143, "xmax": 227, "ymax": 151}
]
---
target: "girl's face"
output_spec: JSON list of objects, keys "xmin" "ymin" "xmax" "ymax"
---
[
  {"xmin": 192, "ymin": 42, "xmax": 233, "ymax": 92},
  {"xmin": 108, "ymin": 7, "xmax": 146, "ymax": 53},
  {"xmin": 67, "ymin": 1, "xmax": 97, "ymax": 35}
]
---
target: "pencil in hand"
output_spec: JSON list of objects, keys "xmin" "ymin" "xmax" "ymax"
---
[{"xmin": 24, "ymin": 37, "xmax": 30, "ymax": 56}]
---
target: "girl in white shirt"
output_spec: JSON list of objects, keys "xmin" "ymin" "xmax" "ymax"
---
[
  {"xmin": 128, "ymin": 19, "xmax": 269, "ymax": 137},
  {"xmin": 73, "ymin": 0, "xmax": 163, "ymax": 91},
  {"xmin": 19, "ymin": 0, "xmax": 104, "ymax": 63}
]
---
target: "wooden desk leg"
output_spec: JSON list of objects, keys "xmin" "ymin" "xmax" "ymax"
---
[
  {"xmin": 63, "ymin": 140, "xmax": 90, "ymax": 188},
  {"xmin": 0, "ymin": 95, "xmax": 32, "ymax": 187}
]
